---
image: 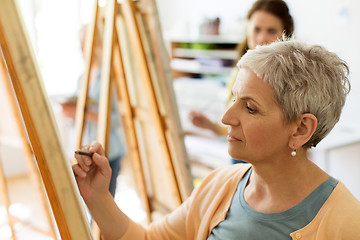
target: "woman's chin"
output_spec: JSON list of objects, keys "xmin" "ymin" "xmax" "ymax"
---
[
  {"xmin": 228, "ymin": 144, "xmax": 252, "ymax": 163},
  {"xmin": 228, "ymin": 150, "xmax": 244, "ymax": 161}
]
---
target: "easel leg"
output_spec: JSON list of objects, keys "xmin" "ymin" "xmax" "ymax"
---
[
  {"xmin": 0, "ymin": 153, "xmax": 16, "ymax": 240},
  {"xmin": 113, "ymin": 13, "xmax": 152, "ymax": 223},
  {"xmin": 0, "ymin": 48, "xmax": 56, "ymax": 238},
  {"xmin": 122, "ymin": 0, "xmax": 182, "ymax": 207}
]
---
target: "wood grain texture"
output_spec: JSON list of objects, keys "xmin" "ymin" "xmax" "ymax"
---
[{"xmin": 0, "ymin": 0, "xmax": 92, "ymax": 239}]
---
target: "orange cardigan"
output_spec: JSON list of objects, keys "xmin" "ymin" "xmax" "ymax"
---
[{"xmin": 121, "ymin": 164, "xmax": 360, "ymax": 240}]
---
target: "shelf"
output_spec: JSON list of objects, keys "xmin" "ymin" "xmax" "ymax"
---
[
  {"xmin": 170, "ymin": 36, "xmax": 239, "ymax": 79},
  {"xmin": 173, "ymin": 48, "xmax": 237, "ymax": 60},
  {"xmin": 171, "ymin": 59, "xmax": 233, "ymax": 75},
  {"xmin": 170, "ymin": 35, "xmax": 241, "ymax": 44},
  {"xmin": 170, "ymin": 38, "xmax": 236, "ymax": 173}
]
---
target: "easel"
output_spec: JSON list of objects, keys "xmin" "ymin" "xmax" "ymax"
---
[
  {"xmin": 74, "ymin": 0, "xmax": 193, "ymax": 237},
  {"xmin": 0, "ymin": 0, "xmax": 92, "ymax": 239},
  {"xmin": 0, "ymin": 0, "xmax": 192, "ymax": 238},
  {"xmin": 0, "ymin": 51, "xmax": 56, "ymax": 238}
]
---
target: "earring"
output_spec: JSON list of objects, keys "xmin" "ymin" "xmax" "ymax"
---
[{"xmin": 291, "ymin": 149, "xmax": 297, "ymax": 157}]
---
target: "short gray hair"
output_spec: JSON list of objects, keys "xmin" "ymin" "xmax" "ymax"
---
[{"xmin": 237, "ymin": 39, "xmax": 351, "ymax": 148}]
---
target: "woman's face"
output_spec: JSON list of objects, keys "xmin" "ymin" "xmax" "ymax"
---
[
  {"xmin": 221, "ymin": 68, "xmax": 294, "ymax": 162},
  {"xmin": 247, "ymin": 10, "xmax": 285, "ymax": 50}
]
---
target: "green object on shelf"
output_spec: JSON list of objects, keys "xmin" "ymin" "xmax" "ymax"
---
[
  {"xmin": 179, "ymin": 42, "xmax": 217, "ymax": 50},
  {"xmin": 191, "ymin": 42, "xmax": 217, "ymax": 50},
  {"xmin": 180, "ymin": 42, "xmax": 192, "ymax": 49}
]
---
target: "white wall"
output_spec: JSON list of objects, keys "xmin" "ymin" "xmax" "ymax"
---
[
  {"xmin": 287, "ymin": 0, "xmax": 360, "ymax": 124},
  {"xmin": 156, "ymin": 0, "xmax": 253, "ymax": 39}
]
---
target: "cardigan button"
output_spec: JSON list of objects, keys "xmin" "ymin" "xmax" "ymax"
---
[{"xmin": 295, "ymin": 232, "xmax": 302, "ymax": 239}]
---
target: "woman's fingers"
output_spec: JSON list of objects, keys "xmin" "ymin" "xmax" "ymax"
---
[
  {"xmin": 74, "ymin": 142, "xmax": 111, "ymax": 179},
  {"xmin": 74, "ymin": 155, "xmax": 91, "ymax": 172},
  {"xmin": 92, "ymin": 153, "xmax": 111, "ymax": 177},
  {"xmin": 72, "ymin": 163, "xmax": 87, "ymax": 178},
  {"xmin": 89, "ymin": 142, "xmax": 105, "ymax": 156},
  {"xmin": 75, "ymin": 145, "xmax": 93, "ymax": 171},
  {"xmin": 73, "ymin": 142, "xmax": 112, "ymax": 201}
]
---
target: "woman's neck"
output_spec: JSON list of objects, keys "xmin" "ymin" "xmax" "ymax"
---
[{"xmin": 244, "ymin": 154, "xmax": 329, "ymax": 213}]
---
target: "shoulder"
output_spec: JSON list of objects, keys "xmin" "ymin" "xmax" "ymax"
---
[
  {"xmin": 332, "ymin": 182, "xmax": 360, "ymax": 220},
  {"xmin": 316, "ymin": 182, "xmax": 360, "ymax": 237},
  {"xmin": 329, "ymin": 182, "xmax": 360, "ymax": 213}
]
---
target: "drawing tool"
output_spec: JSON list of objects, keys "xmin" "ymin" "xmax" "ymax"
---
[{"xmin": 75, "ymin": 150, "xmax": 93, "ymax": 157}]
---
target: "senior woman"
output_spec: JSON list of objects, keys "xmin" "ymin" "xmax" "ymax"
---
[{"xmin": 73, "ymin": 39, "xmax": 360, "ymax": 240}]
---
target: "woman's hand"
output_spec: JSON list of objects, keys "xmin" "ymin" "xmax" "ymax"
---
[
  {"xmin": 189, "ymin": 110, "xmax": 228, "ymax": 136},
  {"xmin": 61, "ymin": 102, "xmax": 76, "ymax": 118},
  {"xmin": 73, "ymin": 142, "xmax": 130, "ymax": 239},
  {"xmin": 73, "ymin": 142, "xmax": 112, "ymax": 202},
  {"xmin": 189, "ymin": 111, "xmax": 214, "ymax": 130}
]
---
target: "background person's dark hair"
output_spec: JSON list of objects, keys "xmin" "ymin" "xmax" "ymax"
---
[{"xmin": 236, "ymin": 0, "xmax": 294, "ymax": 58}]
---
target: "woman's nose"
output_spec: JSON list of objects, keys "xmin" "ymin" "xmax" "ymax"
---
[
  {"xmin": 221, "ymin": 106, "xmax": 239, "ymax": 127},
  {"xmin": 256, "ymin": 33, "xmax": 268, "ymax": 46}
]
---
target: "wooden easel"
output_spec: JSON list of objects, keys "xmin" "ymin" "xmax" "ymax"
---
[
  {"xmin": 74, "ymin": 0, "xmax": 193, "ymax": 236},
  {"xmin": 0, "ymin": 52, "xmax": 56, "ymax": 239},
  {"xmin": 0, "ymin": 0, "xmax": 92, "ymax": 239},
  {"xmin": 0, "ymin": 0, "xmax": 192, "ymax": 238}
]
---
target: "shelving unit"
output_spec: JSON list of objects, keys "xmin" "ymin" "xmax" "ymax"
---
[
  {"xmin": 169, "ymin": 36, "xmax": 241, "ymax": 177},
  {"xmin": 169, "ymin": 36, "xmax": 240, "ymax": 78}
]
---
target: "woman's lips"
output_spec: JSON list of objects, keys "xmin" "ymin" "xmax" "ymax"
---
[{"xmin": 227, "ymin": 134, "xmax": 241, "ymax": 142}]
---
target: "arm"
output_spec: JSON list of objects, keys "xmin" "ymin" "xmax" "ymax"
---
[
  {"xmin": 74, "ymin": 142, "xmax": 193, "ymax": 240},
  {"xmin": 61, "ymin": 101, "xmax": 98, "ymax": 122},
  {"xmin": 86, "ymin": 192, "xmax": 129, "ymax": 239},
  {"xmin": 189, "ymin": 111, "xmax": 228, "ymax": 136},
  {"xmin": 73, "ymin": 142, "xmax": 130, "ymax": 240}
]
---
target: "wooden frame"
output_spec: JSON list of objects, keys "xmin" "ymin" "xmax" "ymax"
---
[
  {"xmin": 0, "ymin": 51, "xmax": 57, "ymax": 239},
  {"xmin": 117, "ymin": 0, "xmax": 193, "ymax": 215},
  {"xmin": 75, "ymin": 0, "xmax": 193, "ymax": 225},
  {"xmin": 0, "ymin": 0, "xmax": 193, "ymax": 238},
  {"xmin": 0, "ymin": 0, "xmax": 92, "ymax": 239},
  {"xmin": 136, "ymin": 0, "xmax": 193, "ymax": 201}
]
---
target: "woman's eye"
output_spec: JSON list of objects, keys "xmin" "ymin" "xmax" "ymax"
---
[
  {"xmin": 268, "ymin": 29, "xmax": 277, "ymax": 34},
  {"xmin": 246, "ymin": 105, "xmax": 255, "ymax": 113}
]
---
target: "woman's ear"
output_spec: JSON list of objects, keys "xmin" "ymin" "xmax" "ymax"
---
[{"xmin": 289, "ymin": 113, "xmax": 317, "ymax": 149}]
